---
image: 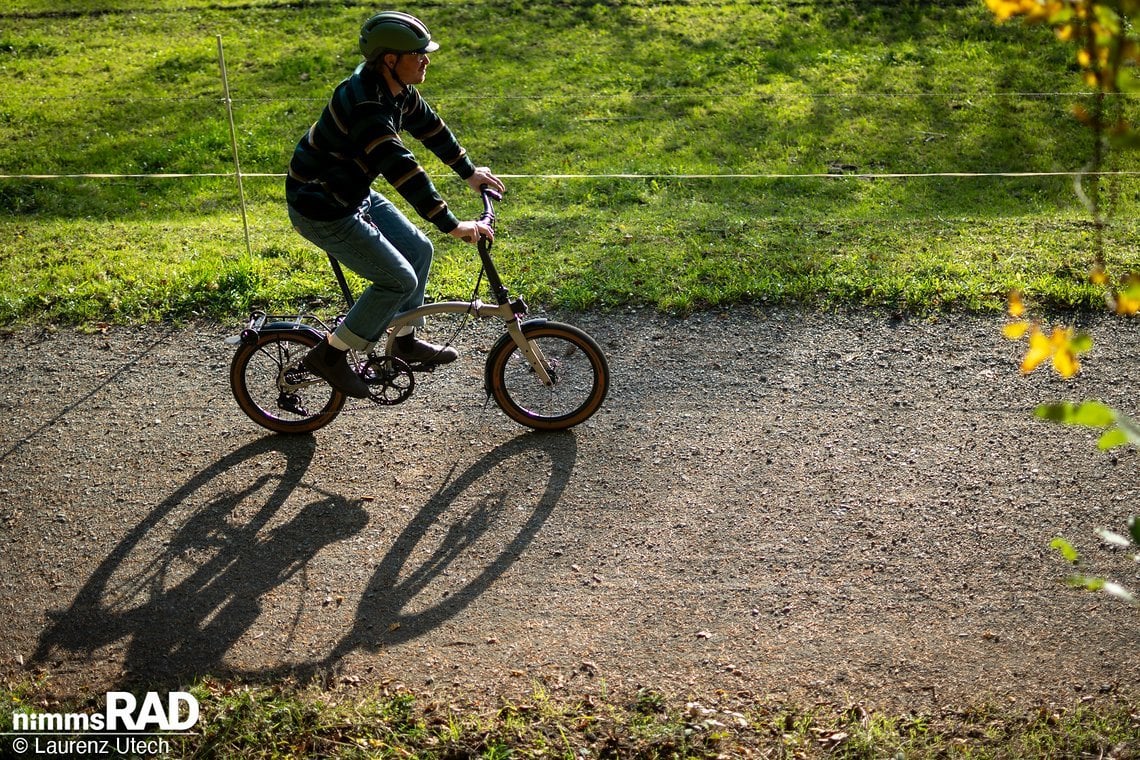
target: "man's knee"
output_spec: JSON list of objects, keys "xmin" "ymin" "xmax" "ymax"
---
[
  {"xmin": 375, "ymin": 268, "xmax": 419, "ymax": 298},
  {"xmin": 409, "ymin": 235, "xmax": 434, "ymax": 263}
]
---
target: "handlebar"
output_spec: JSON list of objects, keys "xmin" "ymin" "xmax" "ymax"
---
[
  {"xmin": 473, "ymin": 186, "xmax": 512, "ymax": 306},
  {"xmin": 478, "ymin": 186, "xmax": 501, "ymax": 228}
]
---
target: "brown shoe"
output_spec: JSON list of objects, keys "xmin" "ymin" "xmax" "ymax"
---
[
  {"xmin": 303, "ymin": 338, "xmax": 370, "ymax": 398},
  {"xmin": 393, "ymin": 334, "xmax": 458, "ymax": 366}
]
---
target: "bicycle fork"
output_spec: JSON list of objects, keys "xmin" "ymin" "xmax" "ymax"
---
[{"xmin": 505, "ymin": 318, "xmax": 555, "ymax": 387}]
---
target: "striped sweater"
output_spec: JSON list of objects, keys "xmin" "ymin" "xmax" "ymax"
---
[{"xmin": 285, "ymin": 63, "xmax": 476, "ymax": 232}]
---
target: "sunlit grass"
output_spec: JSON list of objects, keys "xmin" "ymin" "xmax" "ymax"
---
[
  {"xmin": 1, "ymin": 0, "xmax": 1137, "ymax": 325},
  {"xmin": 3, "ymin": 676, "xmax": 1137, "ymax": 759}
]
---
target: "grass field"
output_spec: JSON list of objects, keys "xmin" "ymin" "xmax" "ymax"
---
[{"xmin": 1, "ymin": 0, "xmax": 1138, "ymax": 324}]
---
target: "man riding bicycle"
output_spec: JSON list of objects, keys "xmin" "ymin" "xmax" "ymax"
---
[{"xmin": 286, "ymin": 10, "xmax": 505, "ymax": 398}]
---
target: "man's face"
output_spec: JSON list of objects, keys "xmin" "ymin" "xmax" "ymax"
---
[{"xmin": 390, "ymin": 51, "xmax": 428, "ymax": 85}]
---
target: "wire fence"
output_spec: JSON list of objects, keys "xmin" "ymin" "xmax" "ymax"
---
[{"xmin": 4, "ymin": 36, "xmax": 1140, "ymax": 263}]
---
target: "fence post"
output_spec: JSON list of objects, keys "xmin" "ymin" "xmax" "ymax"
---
[{"xmin": 216, "ymin": 35, "xmax": 253, "ymax": 260}]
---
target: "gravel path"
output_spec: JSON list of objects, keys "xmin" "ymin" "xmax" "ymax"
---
[{"xmin": 1, "ymin": 308, "xmax": 1138, "ymax": 713}]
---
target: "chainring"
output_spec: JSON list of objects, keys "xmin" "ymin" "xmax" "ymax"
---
[{"xmin": 360, "ymin": 354, "xmax": 415, "ymax": 405}]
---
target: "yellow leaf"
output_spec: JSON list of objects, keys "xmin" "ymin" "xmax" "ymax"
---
[
  {"xmin": 1048, "ymin": 326, "xmax": 1073, "ymax": 348},
  {"xmin": 1053, "ymin": 348, "xmax": 1080, "ymax": 378},
  {"xmin": 985, "ymin": 0, "xmax": 1018, "ymax": 21},
  {"xmin": 1003, "ymin": 321, "xmax": 1030, "ymax": 340},
  {"xmin": 1115, "ymin": 291, "xmax": 1140, "ymax": 315},
  {"xmin": 1007, "ymin": 290, "xmax": 1026, "ymax": 317},
  {"xmin": 1114, "ymin": 275, "xmax": 1140, "ymax": 315},
  {"xmin": 1021, "ymin": 327, "xmax": 1053, "ymax": 374}
]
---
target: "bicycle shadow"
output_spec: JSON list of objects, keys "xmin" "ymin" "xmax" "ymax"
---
[
  {"xmin": 31, "ymin": 429, "xmax": 577, "ymax": 690},
  {"xmin": 319, "ymin": 430, "xmax": 577, "ymax": 668},
  {"xmin": 31, "ymin": 435, "xmax": 367, "ymax": 687}
]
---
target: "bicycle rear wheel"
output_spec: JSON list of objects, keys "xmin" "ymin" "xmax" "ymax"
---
[
  {"xmin": 230, "ymin": 328, "xmax": 345, "ymax": 434},
  {"xmin": 485, "ymin": 321, "xmax": 609, "ymax": 431}
]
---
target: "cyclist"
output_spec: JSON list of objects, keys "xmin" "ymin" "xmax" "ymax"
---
[{"xmin": 286, "ymin": 10, "xmax": 505, "ymax": 398}]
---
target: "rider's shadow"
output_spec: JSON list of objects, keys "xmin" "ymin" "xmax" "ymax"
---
[
  {"xmin": 33, "ymin": 430, "xmax": 578, "ymax": 689},
  {"xmin": 323, "ymin": 431, "xmax": 577, "ymax": 664},
  {"xmin": 32, "ymin": 435, "xmax": 367, "ymax": 686}
]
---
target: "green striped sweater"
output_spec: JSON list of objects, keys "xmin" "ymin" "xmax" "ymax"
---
[{"xmin": 285, "ymin": 63, "xmax": 476, "ymax": 232}]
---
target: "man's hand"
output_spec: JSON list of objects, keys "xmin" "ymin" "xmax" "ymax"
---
[
  {"xmin": 449, "ymin": 220, "xmax": 494, "ymax": 245},
  {"xmin": 466, "ymin": 167, "xmax": 505, "ymax": 196}
]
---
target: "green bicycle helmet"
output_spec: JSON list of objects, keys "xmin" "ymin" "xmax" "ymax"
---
[{"xmin": 359, "ymin": 11, "xmax": 439, "ymax": 60}]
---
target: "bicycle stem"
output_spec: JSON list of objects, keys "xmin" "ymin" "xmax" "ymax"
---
[{"xmin": 477, "ymin": 187, "xmax": 512, "ymax": 307}]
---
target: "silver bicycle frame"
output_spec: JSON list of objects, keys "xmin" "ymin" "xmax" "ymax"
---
[{"xmin": 384, "ymin": 299, "xmax": 554, "ymax": 387}]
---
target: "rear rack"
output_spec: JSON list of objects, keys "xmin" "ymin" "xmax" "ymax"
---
[{"xmin": 224, "ymin": 309, "xmax": 339, "ymax": 346}]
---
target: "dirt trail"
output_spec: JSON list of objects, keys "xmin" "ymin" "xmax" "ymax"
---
[{"xmin": 1, "ymin": 308, "xmax": 1138, "ymax": 713}]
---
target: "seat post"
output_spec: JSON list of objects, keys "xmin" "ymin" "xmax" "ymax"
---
[{"xmin": 327, "ymin": 254, "xmax": 356, "ymax": 309}]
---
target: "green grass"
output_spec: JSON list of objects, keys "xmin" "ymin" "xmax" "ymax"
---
[
  {"xmin": 3, "ymin": 676, "xmax": 1138, "ymax": 759},
  {"xmin": 1, "ymin": 0, "xmax": 1139, "ymax": 324}
]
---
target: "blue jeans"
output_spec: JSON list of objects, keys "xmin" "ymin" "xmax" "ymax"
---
[{"xmin": 288, "ymin": 191, "xmax": 433, "ymax": 352}]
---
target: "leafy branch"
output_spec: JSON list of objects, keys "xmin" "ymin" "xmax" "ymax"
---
[
  {"xmin": 988, "ymin": 0, "xmax": 1140, "ymax": 311},
  {"xmin": 1050, "ymin": 520, "xmax": 1140, "ymax": 606},
  {"xmin": 1034, "ymin": 400, "xmax": 1140, "ymax": 450},
  {"xmin": 987, "ymin": 0, "xmax": 1139, "ymax": 608}
]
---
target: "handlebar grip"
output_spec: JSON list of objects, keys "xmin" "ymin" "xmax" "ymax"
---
[{"xmin": 479, "ymin": 185, "xmax": 500, "ymax": 226}]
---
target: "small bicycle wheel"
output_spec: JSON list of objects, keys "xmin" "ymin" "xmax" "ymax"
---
[
  {"xmin": 230, "ymin": 328, "xmax": 346, "ymax": 434},
  {"xmin": 485, "ymin": 321, "xmax": 609, "ymax": 431}
]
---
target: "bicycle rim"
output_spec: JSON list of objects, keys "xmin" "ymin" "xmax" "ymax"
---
[
  {"xmin": 487, "ymin": 322, "xmax": 609, "ymax": 431},
  {"xmin": 230, "ymin": 331, "xmax": 345, "ymax": 434}
]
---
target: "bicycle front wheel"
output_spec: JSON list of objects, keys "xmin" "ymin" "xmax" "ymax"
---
[
  {"xmin": 230, "ymin": 328, "xmax": 346, "ymax": 434},
  {"xmin": 485, "ymin": 321, "xmax": 609, "ymax": 431}
]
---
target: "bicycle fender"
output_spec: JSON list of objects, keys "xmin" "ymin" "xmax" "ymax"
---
[
  {"xmin": 483, "ymin": 318, "xmax": 549, "ymax": 395},
  {"xmin": 232, "ymin": 322, "xmax": 325, "ymax": 347}
]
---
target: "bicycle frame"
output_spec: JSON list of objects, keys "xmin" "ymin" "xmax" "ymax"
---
[
  {"xmin": 329, "ymin": 187, "xmax": 555, "ymax": 387},
  {"xmin": 384, "ymin": 300, "xmax": 553, "ymax": 387}
]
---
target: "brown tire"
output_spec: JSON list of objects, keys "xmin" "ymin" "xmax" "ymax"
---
[
  {"xmin": 484, "ymin": 321, "xmax": 609, "ymax": 431},
  {"xmin": 230, "ymin": 328, "xmax": 346, "ymax": 434}
]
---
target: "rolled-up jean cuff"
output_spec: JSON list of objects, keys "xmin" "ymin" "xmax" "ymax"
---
[{"xmin": 333, "ymin": 323, "xmax": 371, "ymax": 353}]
